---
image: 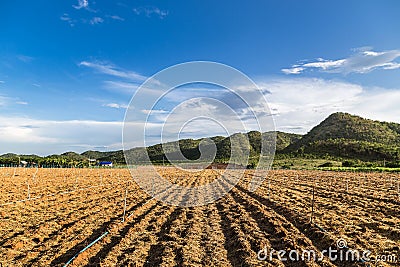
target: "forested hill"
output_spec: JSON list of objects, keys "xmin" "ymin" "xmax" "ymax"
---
[{"xmin": 283, "ymin": 112, "xmax": 400, "ymax": 161}]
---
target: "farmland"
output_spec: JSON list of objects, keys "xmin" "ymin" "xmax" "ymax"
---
[{"xmin": 0, "ymin": 167, "xmax": 399, "ymax": 266}]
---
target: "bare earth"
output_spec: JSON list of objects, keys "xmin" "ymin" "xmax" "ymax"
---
[{"xmin": 0, "ymin": 167, "xmax": 399, "ymax": 266}]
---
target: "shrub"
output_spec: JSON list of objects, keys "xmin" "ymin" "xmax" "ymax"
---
[
  {"xmin": 318, "ymin": 162, "xmax": 333, "ymax": 167},
  {"xmin": 342, "ymin": 160, "xmax": 354, "ymax": 167},
  {"xmin": 385, "ymin": 161, "xmax": 400, "ymax": 168}
]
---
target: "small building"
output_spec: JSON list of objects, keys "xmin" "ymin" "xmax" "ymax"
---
[
  {"xmin": 20, "ymin": 160, "xmax": 28, "ymax": 167},
  {"xmin": 99, "ymin": 161, "xmax": 113, "ymax": 167}
]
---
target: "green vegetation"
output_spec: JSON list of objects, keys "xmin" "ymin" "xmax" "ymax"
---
[
  {"xmin": 318, "ymin": 166, "xmax": 400, "ymax": 173},
  {"xmin": 272, "ymin": 158, "xmax": 342, "ymax": 170}
]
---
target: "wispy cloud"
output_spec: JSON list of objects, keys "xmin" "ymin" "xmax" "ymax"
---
[
  {"xmin": 281, "ymin": 67, "xmax": 304, "ymax": 75},
  {"xmin": 64, "ymin": 1, "xmax": 126, "ymax": 26},
  {"xmin": 79, "ymin": 61, "xmax": 147, "ymax": 81},
  {"xmin": 103, "ymin": 81, "xmax": 140, "ymax": 94},
  {"xmin": 103, "ymin": 103, "xmax": 128, "ymax": 109},
  {"xmin": 90, "ymin": 17, "xmax": 104, "ymax": 25},
  {"xmin": 60, "ymin": 13, "xmax": 76, "ymax": 27},
  {"xmin": 73, "ymin": 0, "xmax": 89, "ymax": 10},
  {"xmin": 61, "ymin": 14, "xmax": 105, "ymax": 26},
  {"xmin": 141, "ymin": 109, "xmax": 169, "ymax": 115},
  {"xmin": 282, "ymin": 48, "xmax": 400, "ymax": 75},
  {"xmin": 0, "ymin": 95, "xmax": 28, "ymax": 107},
  {"xmin": 133, "ymin": 6, "xmax": 168, "ymax": 19},
  {"xmin": 108, "ymin": 15, "xmax": 125, "ymax": 21},
  {"xmin": 140, "ymin": 109, "xmax": 169, "ymax": 123},
  {"xmin": 17, "ymin": 55, "xmax": 34, "ymax": 63},
  {"xmin": 0, "ymin": 81, "xmax": 4, "ymax": 84}
]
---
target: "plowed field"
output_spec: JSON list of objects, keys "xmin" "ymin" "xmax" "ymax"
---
[{"xmin": 0, "ymin": 167, "xmax": 399, "ymax": 266}]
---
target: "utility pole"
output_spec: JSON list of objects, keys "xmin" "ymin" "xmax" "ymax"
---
[{"xmin": 310, "ymin": 177, "xmax": 316, "ymax": 224}]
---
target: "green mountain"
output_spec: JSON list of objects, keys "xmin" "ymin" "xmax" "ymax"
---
[
  {"xmin": 81, "ymin": 150, "xmax": 124, "ymax": 162},
  {"xmin": 284, "ymin": 112, "xmax": 400, "ymax": 161},
  {"xmin": 0, "ymin": 153, "xmax": 18, "ymax": 158},
  {"xmin": 60, "ymin": 152, "xmax": 86, "ymax": 161},
  {"xmin": 119, "ymin": 131, "xmax": 288, "ymax": 165},
  {"xmin": 276, "ymin": 131, "xmax": 303, "ymax": 151},
  {"xmin": 125, "ymin": 132, "xmax": 270, "ymax": 164}
]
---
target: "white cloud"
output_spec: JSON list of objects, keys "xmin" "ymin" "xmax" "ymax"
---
[
  {"xmin": 133, "ymin": 6, "xmax": 168, "ymax": 19},
  {"xmin": 302, "ymin": 59, "xmax": 346, "ymax": 70},
  {"xmin": 281, "ymin": 67, "xmax": 304, "ymax": 75},
  {"xmin": 17, "ymin": 55, "xmax": 34, "ymax": 63},
  {"xmin": 350, "ymin": 88, "xmax": 400, "ymax": 123},
  {"xmin": 73, "ymin": 0, "xmax": 89, "ymax": 10},
  {"xmin": 103, "ymin": 103, "xmax": 128, "ymax": 109},
  {"xmin": 282, "ymin": 48, "xmax": 400, "ymax": 74},
  {"xmin": 0, "ymin": 81, "xmax": 4, "ymax": 84},
  {"xmin": 162, "ymin": 87, "xmax": 225, "ymax": 103},
  {"xmin": 135, "ymin": 97, "xmax": 271, "ymax": 145},
  {"xmin": 79, "ymin": 61, "xmax": 147, "ymax": 81},
  {"xmin": 125, "ymin": 99, "xmax": 219, "ymax": 147},
  {"xmin": 64, "ymin": 2, "xmax": 127, "ymax": 26},
  {"xmin": 258, "ymin": 78, "xmax": 400, "ymax": 133},
  {"xmin": 260, "ymin": 78, "xmax": 362, "ymax": 133},
  {"xmin": 109, "ymin": 15, "xmax": 125, "ymax": 21},
  {"xmin": 0, "ymin": 116, "xmax": 124, "ymax": 155},
  {"xmin": 0, "ymin": 94, "xmax": 28, "ymax": 107},
  {"xmin": 141, "ymin": 109, "xmax": 169, "ymax": 115},
  {"xmin": 103, "ymin": 81, "xmax": 140, "ymax": 94},
  {"xmin": 60, "ymin": 13, "xmax": 75, "ymax": 27},
  {"xmin": 90, "ymin": 17, "xmax": 104, "ymax": 25},
  {"xmin": 62, "ymin": 11, "xmax": 105, "ymax": 26}
]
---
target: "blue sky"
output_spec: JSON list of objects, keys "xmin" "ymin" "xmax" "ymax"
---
[{"xmin": 1, "ymin": 1, "xmax": 400, "ymax": 155}]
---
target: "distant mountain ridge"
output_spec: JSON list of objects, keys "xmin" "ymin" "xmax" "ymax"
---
[{"xmin": 1, "ymin": 112, "xmax": 400, "ymax": 166}]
